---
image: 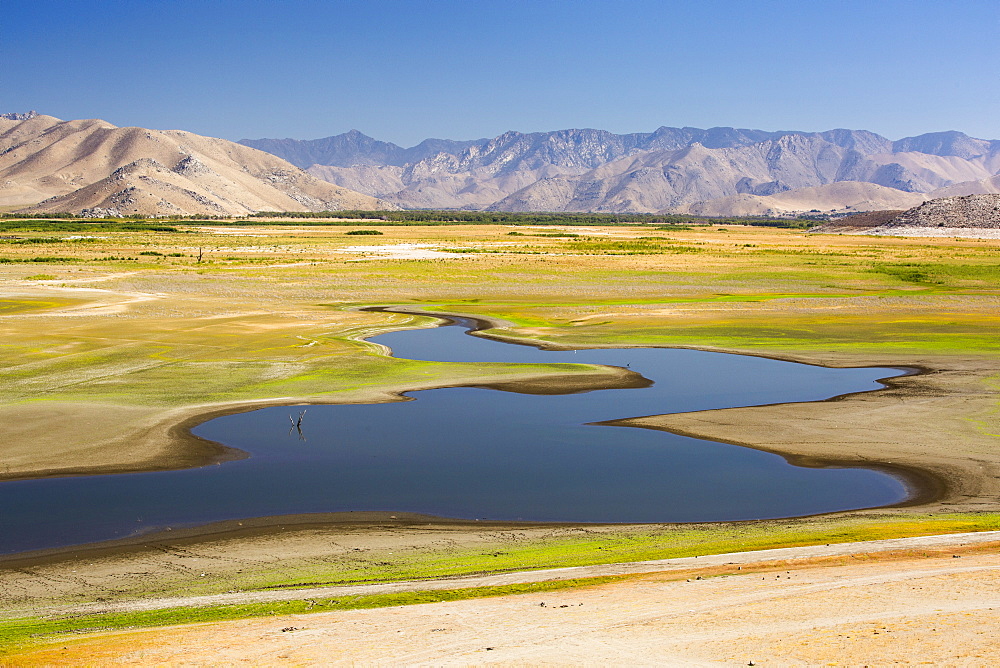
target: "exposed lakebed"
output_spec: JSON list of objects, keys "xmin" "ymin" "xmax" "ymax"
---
[{"xmin": 1, "ymin": 312, "xmax": 911, "ymax": 555}]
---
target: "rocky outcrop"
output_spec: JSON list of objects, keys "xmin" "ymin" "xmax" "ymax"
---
[
  {"xmin": 0, "ymin": 111, "xmax": 38, "ymax": 121},
  {"xmin": 876, "ymin": 194, "xmax": 1000, "ymax": 229}
]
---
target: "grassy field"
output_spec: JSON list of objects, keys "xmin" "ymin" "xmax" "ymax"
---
[{"xmin": 1, "ymin": 217, "xmax": 999, "ymax": 651}]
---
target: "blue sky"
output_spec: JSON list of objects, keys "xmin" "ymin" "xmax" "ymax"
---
[{"xmin": 3, "ymin": 0, "xmax": 998, "ymax": 145}]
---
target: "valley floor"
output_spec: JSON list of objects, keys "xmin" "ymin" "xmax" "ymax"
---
[{"xmin": 1, "ymin": 220, "xmax": 999, "ymax": 661}]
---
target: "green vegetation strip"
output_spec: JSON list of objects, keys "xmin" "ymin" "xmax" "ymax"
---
[
  {"xmin": 231, "ymin": 514, "xmax": 1000, "ymax": 592},
  {"xmin": 0, "ymin": 220, "xmax": 180, "ymax": 233},
  {"xmin": 0, "ymin": 212, "xmax": 817, "ymax": 227},
  {"xmin": 0, "ymin": 578, "xmax": 617, "ymax": 655}
]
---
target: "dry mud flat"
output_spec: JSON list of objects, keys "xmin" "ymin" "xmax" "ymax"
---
[{"xmin": 9, "ymin": 536, "xmax": 1000, "ymax": 666}]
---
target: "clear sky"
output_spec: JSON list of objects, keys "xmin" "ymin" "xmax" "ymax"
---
[{"xmin": 3, "ymin": 0, "xmax": 998, "ymax": 146}]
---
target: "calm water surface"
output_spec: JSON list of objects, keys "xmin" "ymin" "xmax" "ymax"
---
[{"xmin": 0, "ymin": 315, "xmax": 909, "ymax": 554}]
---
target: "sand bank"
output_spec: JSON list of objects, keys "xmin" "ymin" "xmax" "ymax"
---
[
  {"xmin": 8, "ymin": 534, "xmax": 1000, "ymax": 665},
  {"xmin": 624, "ymin": 352, "xmax": 1000, "ymax": 516}
]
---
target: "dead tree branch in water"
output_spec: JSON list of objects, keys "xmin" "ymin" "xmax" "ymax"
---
[{"xmin": 288, "ymin": 409, "xmax": 307, "ymax": 441}]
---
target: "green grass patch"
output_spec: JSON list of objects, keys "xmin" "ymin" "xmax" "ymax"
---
[
  {"xmin": 522, "ymin": 321, "xmax": 1000, "ymax": 354},
  {"xmin": 0, "ymin": 237, "xmax": 65, "ymax": 244},
  {"xmin": 0, "ymin": 577, "xmax": 617, "ymax": 655},
  {"xmin": 432, "ymin": 298, "xmax": 1000, "ymax": 355},
  {"xmin": 0, "ymin": 256, "xmax": 79, "ymax": 264},
  {"xmin": 0, "ymin": 220, "xmax": 179, "ymax": 233},
  {"xmin": 0, "ymin": 299, "xmax": 75, "ymax": 314},
  {"xmin": 566, "ymin": 239, "xmax": 705, "ymax": 254},
  {"xmin": 870, "ymin": 262, "xmax": 1000, "ymax": 289},
  {"xmin": 505, "ymin": 231, "xmax": 580, "ymax": 238}
]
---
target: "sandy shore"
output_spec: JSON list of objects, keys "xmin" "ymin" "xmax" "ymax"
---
[{"xmin": 8, "ymin": 533, "xmax": 1000, "ymax": 665}]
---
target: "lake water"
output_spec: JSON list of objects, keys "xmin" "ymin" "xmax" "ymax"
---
[{"xmin": 0, "ymin": 313, "xmax": 909, "ymax": 555}]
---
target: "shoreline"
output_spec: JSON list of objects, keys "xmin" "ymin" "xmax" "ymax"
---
[
  {"xmin": 1, "ymin": 306, "xmax": 925, "ymax": 485},
  {"xmin": 1, "ymin": 307, "xmax": 987, "ymax": 564},
  {"xmin": 0, "ymin": 512, "xmax": 562, "ymax": 567},
  {"xmin": 0, "ymin": 364, "xmax": 644, "ymax": 483},
  {"xmin": 379, "ymin": 306, "xmax": 946, "ymax": 507}
]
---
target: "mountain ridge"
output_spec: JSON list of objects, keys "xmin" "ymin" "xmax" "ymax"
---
[
  {"xmin": 239, "ymin": 125, "xmax": 903, "ymax": 171},
  {"xmin": 240, "ymin": 126, "xmax": 1000, "ymax": 215}
]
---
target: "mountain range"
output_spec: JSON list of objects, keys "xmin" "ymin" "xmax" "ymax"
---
[
  {"xmin": 3, "ymin": 114, "xmax": 998, "ymax": 218},
  {"xmin": 0, "ymin": 115, "xmax": 394, "ymax": 216},
  {"xmin": 241, "ymin": 127, "xmax": 1000, "ymax": 215}
]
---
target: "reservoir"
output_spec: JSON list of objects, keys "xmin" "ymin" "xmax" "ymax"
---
[{"xmin": 0, "ymin": 312, "xmax": 910, "ymax": 555}]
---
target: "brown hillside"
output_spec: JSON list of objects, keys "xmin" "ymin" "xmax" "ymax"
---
[{"xmin": 0, "ymin": 115, "xmax": 395, "ymax": 215}]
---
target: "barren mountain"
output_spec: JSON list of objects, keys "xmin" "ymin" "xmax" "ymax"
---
[
  {"xmin": 488, "ymin": 135, "xmax": 955, "ymax": 213},
  {"xmin": 248, "ymin": 126, "xmax": 892, "ymax": 172},
  {"xmin": 0, "ymin": 115, "xmax": 394, "ymax": 216},
  {"xmin": 892, "ymin": 131, "xmax": 1000, "ymax": 161},
  {"xmin": 308, "ymin": 160, "xmax": 583, "ymax": 210},
  {"xmin": 928, "ymin": 174, "xmax": 1000, "ymax": 198},
  {"xmin": 241, "ymin": 130, "xmax": 485, "ymax": 169},
  {"xmin": 681, "ymin": 182, "xmax": 927, "ymax": 217},
  {"xmin": 250, "ymin": 126, "xmax": 1000, "ymax": 215}
]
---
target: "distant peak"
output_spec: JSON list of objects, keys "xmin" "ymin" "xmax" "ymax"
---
[{"xmin": 0, "ymin": 110, "xmax": 39, "ymax": 121}]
